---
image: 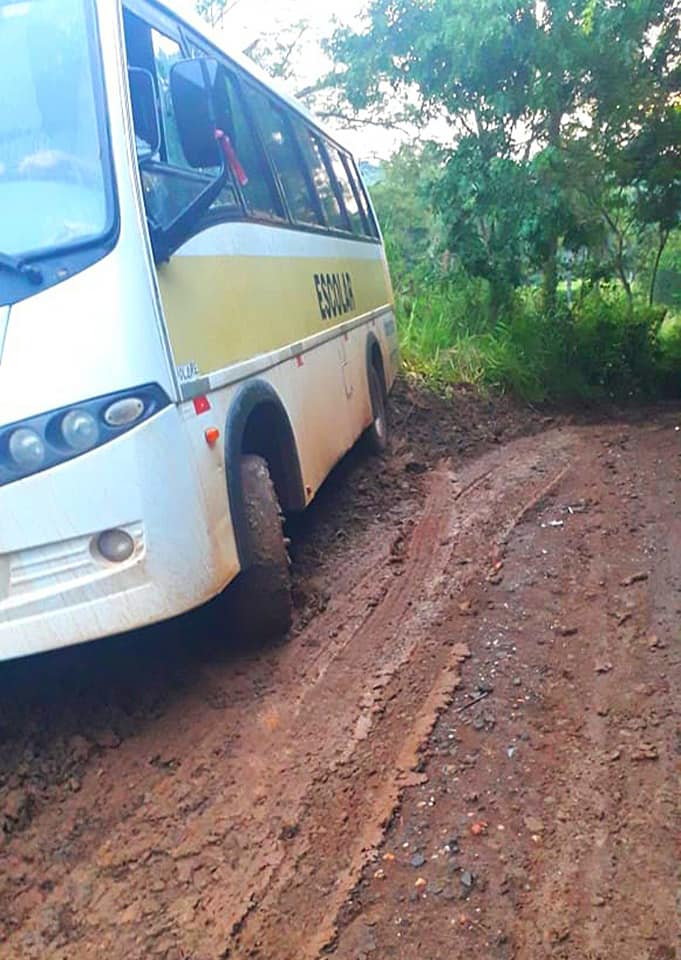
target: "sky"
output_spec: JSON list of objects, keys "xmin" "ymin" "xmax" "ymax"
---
[{"xmin": 171, "ymin": 0, "xmax": 406, "ymax": 160}]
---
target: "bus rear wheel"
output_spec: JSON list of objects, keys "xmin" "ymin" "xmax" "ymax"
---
[
  {"xmin": 366, "ymin": 364, "xmax": 389, "ymax": 454},
  {"xmin": 229, "ymin": 455, "xmax": 293, "ymax": 643}
]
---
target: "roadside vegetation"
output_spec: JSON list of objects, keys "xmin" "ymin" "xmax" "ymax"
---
[
  {"xmin": 201, "ymin": 0, "xmax": 681, "ymax": 403},
  {"xmin": 370, "ymin": 149, "xmax": 681, "ymax": 404},
  {"xmin": 331, "ymin": 1, "xmax": 681, "ymax": 403}
]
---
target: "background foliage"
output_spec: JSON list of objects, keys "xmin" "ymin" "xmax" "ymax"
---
[
  {"xmin": 197, "ymin": 0, "xmax": 681, "ymax": 402},
  {"xmin": 330, "ymin": 0, "xmax": 681, "ymax": 401}
]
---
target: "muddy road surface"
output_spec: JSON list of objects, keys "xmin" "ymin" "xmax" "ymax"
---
[{"xmin": 0, "ymin": 386, "xmax": 679, "ymax": 960}]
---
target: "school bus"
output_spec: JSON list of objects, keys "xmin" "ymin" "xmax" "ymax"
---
[{"xmin": 0, "ymin": 0, "xmax": 398, "ymax": 660}]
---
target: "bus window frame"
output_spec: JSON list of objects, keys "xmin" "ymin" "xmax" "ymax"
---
[
  {"xmin": 340, "ymin": 150, "xmax": 373, "ymax": 238},
  {"xmin": 245, "ymin": 84, "xmax": 327, "ymax": 230},
  {"xmin": 215, "ymin": 69, "xmax": 287, "ymax": 224},
  {"xmin": 176, "ymin": 16, "xmax": 382, "ymax": 245},
  {"xmin": 126, "ymin": 10, "xmax": 250, "ymax": 236},
  {"xmin": 179, "ymin": 26, "xmax": 291, "ymax": 228},
  {"xmin": 303, "ymin": 128, "xmax": 352, "ymax": 234},
  {"xmin": 125, "ymin": 0, "xmax": 382, "ymax": 246},
  {"xmin": 319, "ymin": 139, "xmax": 368, "ymax": 237},
  {"xmin": 346, "ymin": 154, "xmax": 380, "ymax": 239}
]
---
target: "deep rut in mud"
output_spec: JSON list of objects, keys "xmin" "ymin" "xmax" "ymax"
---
[
  {"xmin": 0, "ymin": 394, "xmax": 680, "ymax": 960},
  {"xmin": 333, "ymin": 417, "xmax": 681, "ymax": 960}
]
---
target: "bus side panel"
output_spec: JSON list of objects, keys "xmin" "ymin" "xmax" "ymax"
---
[
  {"xmin": 155, "ymin": 221, "xmax": 396, "ymax": 504},
  {"xmin": 156, "ymin": 223, "xmax": 392, "ymax": 378},
  {"xmin": 259, "ymin": 322, "xmax": 372, "ymax": 498},
  {"xmin": 174, "ymin": 303, "xmax": 396, "ymax": 550}
]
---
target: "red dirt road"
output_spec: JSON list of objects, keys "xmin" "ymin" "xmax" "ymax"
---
[{"xmin": 0, "ymin": 391, "xmax": 679, "ymax": 960}]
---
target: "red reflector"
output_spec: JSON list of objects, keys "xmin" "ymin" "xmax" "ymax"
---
[
  {"xmin": 295, "ymin": 355, "xmax": 304, "ymax": 368},
  {"xmin": 193, "ymin": 395, "xmax": 211, "ymax": 415},
  {"xmin": 205, "ymin": 427, "xmax": 220, "ymax": 447}
]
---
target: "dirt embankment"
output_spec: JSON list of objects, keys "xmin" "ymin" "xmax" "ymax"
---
[{"xmin": 0, "ymin": 382, "xmax": 679, "ymax": 960}]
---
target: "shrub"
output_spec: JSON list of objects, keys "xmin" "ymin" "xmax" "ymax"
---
[
  {"xmin": 396, "ymin": 274, "xmax": 674, "ymax": 403},
  {"xmin": 567, "ymin": 290, "xmax": 665, "ymax": 400}
]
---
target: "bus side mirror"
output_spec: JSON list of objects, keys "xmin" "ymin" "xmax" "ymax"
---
[
  {"xmin": 170, "ymin": 58, "xmax": 221, "ymax": 168},
  {"xmin": 128, "ymin": 68, "xmax": 160, "ymax": 157}
]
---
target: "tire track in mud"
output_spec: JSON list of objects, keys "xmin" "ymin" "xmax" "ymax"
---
[
  {"xmin": 0, "ymin": 429, "xmax": 576, "ymax": 960},
  {"xmin": 506, "ymin": 423, "xmax": 680, "ymax": 960},
  {"xmin": 231, "ymin": 432, "xmax": 576, "ymax": 960}
]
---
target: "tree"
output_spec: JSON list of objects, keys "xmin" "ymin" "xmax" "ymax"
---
[
  {"xmin": 432, "ymin": 139, "xmax": 526, "ymax": 320},
  {"xmin": 618, "ymin": 107, "xmax": 681, "ymax": 304},
  {"xmin": 243, "ymin": 20, "xmax": 311, "ymax": 87},
  {"xmin": 196, "ymin": 5, "xmax": 330, "ymax": 113},
  {"xmin": 369, "ymin": 144, "xmax": 444, "ymax": 280},
  {"xmin": 330, "ymin": 1, "xmax": 586, "ymax": 312},
  {"xmin": 195, "ymin": 0, "xmax": 242, "ymax": 30},
  {"xmin": 656, "ymin": 230, "xmax": 681, "ymax": 307},
  {"xmin": 329, "ymin": 0, "xmax": 681, "ymax": 311}
]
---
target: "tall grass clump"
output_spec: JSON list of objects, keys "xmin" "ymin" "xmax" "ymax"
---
[{"xmin": 395, "ymin": 268, "xmax": 677, "ymax": 404}]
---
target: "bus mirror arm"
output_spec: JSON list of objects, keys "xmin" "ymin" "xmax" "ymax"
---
[{"xmin": 149, "ymin": 148, "xmax": 228, "ymax": 264}]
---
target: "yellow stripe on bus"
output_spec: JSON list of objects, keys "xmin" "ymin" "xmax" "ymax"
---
[{"xmin": 158, "ymin": 254, "xmax": 393, "ymax": 376}]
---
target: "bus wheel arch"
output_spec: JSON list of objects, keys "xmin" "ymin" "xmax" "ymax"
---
[
  {"xmin": 365, "ymin": 333, "xmax": 389, "ymax": 454},
  {"xmin": 367, "ymin": 333, "xmax": 387, "ymax": 399},
  {"xmin": 223, "ymin": 380, "xmax": 302, "ymax": 641},
  {"xmin": 225, "ymin": 379, "xmax": 305, "ymax": 570}
]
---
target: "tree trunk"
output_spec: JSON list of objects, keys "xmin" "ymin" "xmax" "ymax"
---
[
  {"xmin": 615, "ymin": 235, "xmax": 633, "ymax": 314},
  {"xmin": 489, "ymin": 278, "xmax": 507, "ymax": 325},
  {"xmin": 578, "ymin": 252, "xmax": 589, "ymax": 305},
  {"xmin": 542, "ymin": 243, "xmax": 558, "ymax": 316},
  {"xmin": 565, "ymin": 254, "xmax": 573, "ymax": 308},
  {"xmin": 649, "ymin": 228, "xmax": 669, "ymax": 307},
  {"xmin": 541, "ymin": 113, "xmax": 562, "ymax": 316},
  {"xmin": 618, "ymin": 267, "xmax": 634, "ymax": 312}
]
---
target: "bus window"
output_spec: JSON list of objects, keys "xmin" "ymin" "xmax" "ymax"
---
[
  {"xmin": 296, "ymin": 125, "xmax": 348, "ymax": 232},
  {"xmin": 346, "ymin": 157, "xmax": 379, "ymax": 239},
  {"xmin": 248, "ymin": 89, "xmax": 322, "ymax": 227},
  {"xmin": 0, "ymin": 0, "xmax": 110, "ymax": 260},
  {"xmin": 124, "ymin": 14, "xmax": 239, "ymax": 230},
  {"xmin": 327, "ymin": 146, "xmax": 366, "ymax": 236},
  {"xmin": 213, "ymin": 70, "xmax": 284, "ymax": 221},
  {"xmin": 151, "ymin": 31, "xmax": 186, "ymax": 166}
]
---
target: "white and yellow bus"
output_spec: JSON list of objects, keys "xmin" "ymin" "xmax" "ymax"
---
[{"xmin": 0, "ymin": 0, "xmax": 398, "ymax": 661}]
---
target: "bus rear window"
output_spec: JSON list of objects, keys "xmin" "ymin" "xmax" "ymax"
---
[
  {"xmin": 346, "ymin": 157, "xmax": 378, "ymax": 239},
  {"xmin": 327, "ymin": 146, "xmax": 366, "ymax": 236}
]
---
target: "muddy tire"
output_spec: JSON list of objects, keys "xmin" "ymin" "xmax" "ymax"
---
[
  {"xmin": 229, "ymin": 455, "xmax": 292, "ymax": 643},
  {"xmin": 366, "ymin": 365, "xmax": 389, "ymax": 455}
]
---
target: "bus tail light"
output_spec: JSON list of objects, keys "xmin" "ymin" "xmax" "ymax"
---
[{"xmin": 0, "ymin": 384, "xmax": 170, "ymax": 487}]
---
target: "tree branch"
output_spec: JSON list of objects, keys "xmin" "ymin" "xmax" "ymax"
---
[
  {"xmin": 278, "ymin": 25, "xmax": 309, "ymax": 77},
  {"xmin": 313, "ymin": 108, "xmax": 413, "ymax": 136}
]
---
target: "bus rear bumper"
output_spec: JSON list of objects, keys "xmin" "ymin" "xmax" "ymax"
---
[{"xmin": 0, "ymin": 407, "xmax": 238, "ymax": 662}]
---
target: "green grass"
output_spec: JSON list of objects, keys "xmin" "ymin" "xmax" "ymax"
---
[
  {"xmin": 395, "ymin": 272, "xmax": 678, "ymax": 403},
  {"xmin": 398, "ymin": 276, "xmax": 492, "ymax": 387}
]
